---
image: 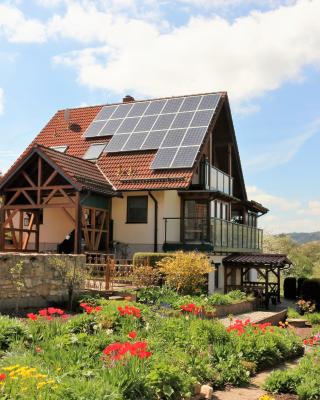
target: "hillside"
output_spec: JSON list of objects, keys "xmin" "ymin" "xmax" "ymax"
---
[{"xmin": 285, "ymin": 231, "xmax": 320, "ymax": 244}]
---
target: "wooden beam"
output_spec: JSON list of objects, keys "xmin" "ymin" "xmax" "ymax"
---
[
  {"xmin": 22, "ymin": 171, "xmax": 36, "ymax": 187},
  {"xmin": 4, "ymin": 203, "xmax": 78, "ymax": 210},
  {"xmin": 74, "ymin": 192, "xmax": 82, "ymax": 254},
  {"xmin": 94, "ymin": 211, "xmax": 106, "ymax": 251},
  {"xmin": 4, "ymin": 185, "xmax": 74, "ymax": 192},
  {"xmin": 7, "ymin": 210, "xmax": 18, "ymax": 249},
  {"xmin": 7, "ymin": 190, "xmax": 22, "ymax": 206},
  {"xmin": 22, "ymin": 190, "xmax": 35, "ymax": 205},
  {"xmin": 37, "ymin": 156, "xmax": 42, "ymax": 204},
  {"xmin": 43, "ymin": 170, "xmax": 58, "ymax": 187},
  {"xmin": 22, "ymin": 213, "xmax": 35, "ymax": 250}
]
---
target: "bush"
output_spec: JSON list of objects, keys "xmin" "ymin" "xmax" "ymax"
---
[
  {"xmin": 297, "ymin": 277, "xmax": 307, "ymax": 297},
  {"xmin": 157, "ymin": 251, "xmax": 213, "ymax": 295},
  {"xmin": 133, "ymin": 253, "xmax": 174, "ymax": 268},
  {"xmin": 283, "ymin": 277, "xmax": 297, "ymax": 300},
  {"xmin": 132, "ymin": 265, "xmax": 161, "ymax": 288},
  {"xmin": 264, "ymin": 348, "xmax": 320, "ymax": 399},
  {"xmin": 301, "ymin": 279, "xmax": 320, "ymax": 309},
  {"xmin": 0, "ymin": 316, "xmax": 27, "ymax": 350}
]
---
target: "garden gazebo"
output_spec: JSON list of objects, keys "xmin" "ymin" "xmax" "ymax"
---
[{"xmin": 223, "ymin": 253, "xmax": 292, "ymax": 308}]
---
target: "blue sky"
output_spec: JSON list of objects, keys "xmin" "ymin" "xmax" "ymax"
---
[{"xmin": 0, "ymin": 0, "xmax": 320, "ymax": 233}]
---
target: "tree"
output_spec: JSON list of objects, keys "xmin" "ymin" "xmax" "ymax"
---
[
  {"xmin": 49, "ymin": 256, "xmax": 89, "ymax": 309},
  {"xmin": 263, "ymin": 234, "xmax": 314, "ymax": 278}
]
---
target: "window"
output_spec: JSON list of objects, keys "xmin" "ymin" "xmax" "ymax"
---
[
  {"xmin": 50, "ymin": 145, "xmax": 68, "ymax": 153},
  {"xmin": 83, "ymin": 143, "xmax": 107, "ymax": 161},
  {"xmin": 127, "ymin": 196, "xmax": 148, "ymax": 223}
]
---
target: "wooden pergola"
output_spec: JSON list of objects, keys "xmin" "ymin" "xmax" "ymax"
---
[
  {"xmin": 0, "ymin": 145, "xmax": 114, "ymax": 254},
  {"xmin": 223, "ymin": 253, "xmax": 292, "ymax": 309}
]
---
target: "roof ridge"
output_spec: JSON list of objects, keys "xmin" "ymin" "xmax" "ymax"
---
[{"xmin": 57, "ymin": 91, "xmax": 228, "ymax": 112}]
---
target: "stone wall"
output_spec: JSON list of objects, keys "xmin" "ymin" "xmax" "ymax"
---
[{"xmin": 0, "ymin": 253, "xmax": 86, "ymax": 311}]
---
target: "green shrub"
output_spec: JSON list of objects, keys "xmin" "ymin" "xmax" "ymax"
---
[
  {"xmin": 284, "ymin": 277, "xmax": 297, "ymax": 300},
  {"xmin": 264, "ymin": 370, "xmax": 301, "ymax": 393},
  {"xmin": 0, "ymin": 316, "xmax": 27, "ymax": 350},
  {"xmin": 301, "ymin": 279, "xmax": 320, "ymax": 309}
]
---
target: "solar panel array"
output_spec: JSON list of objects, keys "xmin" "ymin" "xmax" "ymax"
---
[{"xmin": 84, "ymin": 94, "xmax": 221, "ymax": 169}]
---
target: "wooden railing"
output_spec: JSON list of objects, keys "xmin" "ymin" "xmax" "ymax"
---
[{"xmin": 85, "ymin": 252, "xmax": 135, "ymax": 291}]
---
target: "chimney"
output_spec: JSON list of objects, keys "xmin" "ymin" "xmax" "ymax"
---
[{"xmin": 123, "ymin": 95, "xmax": 135, "ymax": 103}]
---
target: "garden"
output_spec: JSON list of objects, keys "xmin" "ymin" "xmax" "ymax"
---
[{"xmin": 0, "ymin": 251, "xmax": 319, "ymax": 399}]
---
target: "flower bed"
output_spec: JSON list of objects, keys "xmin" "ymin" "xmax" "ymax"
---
[
  {"xmin": 0, "ymin": 299, "xmax": 303, "ymax": 400},
  {"xmin": 264, "ymin": 344, "xmax": 320, "ymax": 400}
]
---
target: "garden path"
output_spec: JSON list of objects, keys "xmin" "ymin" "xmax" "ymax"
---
[
  {"xmin": 219, "ymin": 310, "xmax": 284, "ymax": 327},
  {"xmin": 211, "ymin": 358, "xmax": 300, "ymax": 400}
]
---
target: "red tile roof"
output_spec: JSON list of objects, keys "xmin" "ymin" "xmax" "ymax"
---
[{"xmin": 3, "ymin": 93, "xmax": 226, "ymax": 191}]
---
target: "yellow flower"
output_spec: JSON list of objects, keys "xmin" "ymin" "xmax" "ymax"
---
[
  {"xmin": 56, "ymin": 368, "xmax": 62, "ymax": 373},
  {"xmin": 37, "ymin": 381, "xmax": 47, "ymax": 389}
]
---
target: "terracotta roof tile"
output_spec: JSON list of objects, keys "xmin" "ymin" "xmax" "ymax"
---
[{"xmin": 4, "ymin": 94, "xmax": 225, "ymax": 191}]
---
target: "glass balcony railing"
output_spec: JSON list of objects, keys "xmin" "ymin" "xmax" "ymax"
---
[
  {"xmin": 203, "ymin": 162, "xmax": 233, "ymax": 196},
  {"xmin": 163, "ymin": 217, "xmax": 263, "ymax": 252}
]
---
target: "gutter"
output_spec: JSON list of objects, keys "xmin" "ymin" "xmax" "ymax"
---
[{"xmin": 148, "ymin": 191, "xmax": 158, "ymax": 252}]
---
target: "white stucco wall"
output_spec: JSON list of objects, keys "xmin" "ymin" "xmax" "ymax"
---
[{"xmin": 111, "ymin": 190, "xmax": 181, "ymax": 256}]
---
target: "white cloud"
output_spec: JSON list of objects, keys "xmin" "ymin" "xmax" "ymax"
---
[
  {"xmin": 245, "ymin": 117, "xmax": 320, "ymax": 171},
  {"xmin": 36, "ymin": 0, "xmax": 63, "ymax": 7},
  {"xmin": 0, "ymin": 88, "xmax": 4, "ymax": 115},
  {"xmin": 0, "ymin": 3, "xmax": 46, "ymax": 43},
  {"xmin": 177, "ymin": 0, "xmax": 296, "ymax": 9},
  {"xmin": 50, "ymin": 0, "xmax": 320, "ymax": 102},
  {"xmin": 247, "ymin": 185, "xmax": 320, "ymax": 233}
]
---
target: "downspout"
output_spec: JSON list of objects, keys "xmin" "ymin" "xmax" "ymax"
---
[{"xmin": 148, "ymin": 191, "xmax": 158, "ymax": 252}]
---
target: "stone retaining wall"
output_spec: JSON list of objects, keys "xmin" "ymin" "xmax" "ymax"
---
[
  {"xmin": 214, "ymin": 300, "xmax": 255, "ymax": 317},
  {"xmin": 0, "ymin": 253, "xmax": 85, "ymax": 311}
]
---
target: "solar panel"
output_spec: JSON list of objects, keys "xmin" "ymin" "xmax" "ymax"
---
[
  {"xmin": 123, "ymin": 132, "xmax": 148, "ymax": 151},
  {"xmin": 161, "ymin": 97, "xmax": 183, "ymax": 114},
  {"xmin": 171, "ymin": 145, "xmax": 200, "ymax": 168},
  {"xmin": 152, "ymin": 113, "xmax": 175, "ymax": 131},
  {"xmin": 117, "ymin": 117, "xmax": 140, "ymax": 134},
  {"xmin": 198, "ymin": 94, "xmax": 220, "ymax": 110},
  {"xmin": 83, "ymin": 143, "xmax": 107, "ymax": 160},
  {"xmin": 145, "ymin": 100, "xmax": 166, "ymax": 115},
  {"xmin": 85, "ymin": 121, "xmax": 106, "ymax": 137},
  {"xmin": 134, "ymin": 115, "xmax": 157, "ymax": 132},
  {"xmin": 99, "ymin": 119, "xmax": 123, "ymax": 136},
  {"xmin": 95, "ymin": 105, "xmax": 117, "ymax": 120},
  {"xmin": 84, "ymin": 93, "xmax": 222, "ymax": 170},
  {"xmin": 141, "ymin": 130, "xmax": 167, "ymax": 150},
  {"xmin": 190, "ymin": 110, "xmax": 214, "ymax": 127},
  {"xmin": 151, "ymin": 147, "xmax": 177, "ymax": 169},
  {"xmin": 161, "ymin": 129, "xmax": 186, "ymax": 148},
  {"xmin": 105, "ymin": 134, "xmax": 130, "ymax": 153},
  {"xmin": 127, "ymin": 102, "xmax": 149, "ymax": 117},
  {"xmin": 182, "ymin": 127, "xmax": 207, "ymax": 146},
  {"xmin": 171, "ymin": 112, "xmax": 195, "ymax": 129},
  {"xmin": 111, "ymin": 103, "xmax": 133, "ymax": 119},
  {"xmin": 179, "ymin": 96, "xmax": 201, "ymax": 112}
]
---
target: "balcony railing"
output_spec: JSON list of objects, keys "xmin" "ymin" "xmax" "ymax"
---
[
  {"xmin": 163, "ymin": 217, "xmax": 263, "ymax": 252},
  {"xmin": 203, "ymin": 162, "xmax": 233, "ymax": 196}
]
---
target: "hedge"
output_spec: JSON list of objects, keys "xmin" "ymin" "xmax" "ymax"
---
[
  {"xmin": 283, "ymin": 277, "xmax": 297, "ymax": 300},
  {"xmin": 301, "ymin": 278, "xmax": 320, "ymax": 309},
  {"xmin": 133, "ymin": 252, "xmax": 175, "ymax": 267}
]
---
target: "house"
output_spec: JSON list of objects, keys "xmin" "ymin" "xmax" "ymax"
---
[{"xmin": 0, "ymin": 92, "xmax": 291, "ymax": 301}]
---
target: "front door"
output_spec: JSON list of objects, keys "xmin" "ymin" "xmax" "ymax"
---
[{"xmin": 184, "ymin": 200, "xmax": 209, "ymax": 242}]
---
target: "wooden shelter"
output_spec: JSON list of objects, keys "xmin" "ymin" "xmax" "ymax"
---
[
  {"xmin": 223, "ymin": 253, "xmax": 292, "ymax": 308},
  {"xmin": 0, "ymin": 145, "xmax": 114, "ymax": 254}
]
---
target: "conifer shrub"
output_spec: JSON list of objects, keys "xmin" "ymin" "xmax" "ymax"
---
[{"xmin": 283, "ymin": 277, "xmax": 297, "ymax": 300}]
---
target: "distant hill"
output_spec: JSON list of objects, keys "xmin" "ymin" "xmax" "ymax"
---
[{"xmin": 284, "ymin": 232, "xmax": 320, "ymax": 244}]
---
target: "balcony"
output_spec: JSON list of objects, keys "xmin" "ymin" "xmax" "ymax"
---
[
  {"xmin": 163, "ymin": 217, "xmax": 263, "ymax": 253},
  {"xmin": 201, "ymin": 162, "xmax": 233, "ymax": 196}
]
